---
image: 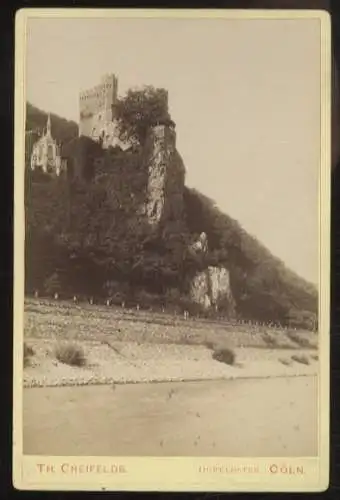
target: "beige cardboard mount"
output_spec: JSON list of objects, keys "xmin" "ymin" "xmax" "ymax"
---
[{"xmin": 14, "ymin": 8, "xmax": 331, "ymax": 492}]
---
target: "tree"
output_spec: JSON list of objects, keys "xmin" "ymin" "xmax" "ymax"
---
[{"xmin": 115, "ymin": 86, "xmax": 173, "ymax": 146}]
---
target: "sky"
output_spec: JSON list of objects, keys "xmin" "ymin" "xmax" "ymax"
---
[{"xmin": 24, "ymin": 15, "xmax": 321, "ymax": 284}]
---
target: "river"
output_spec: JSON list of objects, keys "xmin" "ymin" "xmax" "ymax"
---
[{"xmin": 23, "ymin": 376, "xmax": 318, "ymax": 457}]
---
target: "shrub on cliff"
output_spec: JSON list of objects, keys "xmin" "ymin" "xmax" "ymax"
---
[{"xmin": 115, "ymin": 86, "xmax": 171, "ymax": 145}]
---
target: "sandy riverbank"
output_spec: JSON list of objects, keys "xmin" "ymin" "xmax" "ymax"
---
[{"xmin": 22, "ymin": 299, "xmax": 319, "ymax": 458}]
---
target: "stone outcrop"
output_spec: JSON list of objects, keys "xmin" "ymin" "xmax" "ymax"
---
[
  {"xmin": 144, "ymin": 124, "xmax": 185, "ymax": 229},
  {"xmin": 190, "ymin": 270, "xmax": 212, "ymax": 309},
  {"xmin": 209, "ymin": 266, "xmax": 234, "ymax": 309},
  {"xmin": 189, "ymin": 265, "xmax": 235, "ymax": 316},
  {"xmin": 189, "ymin": 232, "xmax": 208, "ymax": 255}
]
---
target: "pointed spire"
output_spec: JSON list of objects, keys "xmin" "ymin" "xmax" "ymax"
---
[{"xmin": 46, "ymin": 113, "xmax": 51, "ymax": 136}]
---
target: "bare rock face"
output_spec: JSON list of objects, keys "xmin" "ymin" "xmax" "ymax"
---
[
  {"xmin": 208, "ymin": 266, "xmax": 235, "ymax": 312},
  {"xmin": 189, "ymin": 232, "xmax": 208, "ymax": 255},
  {"xmin": 189, "ymin": 270, "xmax": 211, "ymax": 309},
  {"xmin": 144, "ymin": 124, "xmax": 185, "ymax": 228},
  {"xmin": 189, "ymin": 266, "xmax": 235, "ymax": 316}
]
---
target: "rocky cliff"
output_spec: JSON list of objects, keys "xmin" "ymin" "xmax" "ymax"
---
[
  {"xmin": 143, "ymin": 124, "xmax": 185, "ymax": 229},
  {"xmin": 52, "ymin": 120, "xmax": 235, "ymax": 313},
  {"xmin": 187, "ymin": 232, "xmax": 235, "ymax": 317}
]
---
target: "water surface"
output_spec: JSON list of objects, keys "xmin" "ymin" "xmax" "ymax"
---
[{"xmin": 23, "ymin": 376, "xmax": 318, "ymax": 457}]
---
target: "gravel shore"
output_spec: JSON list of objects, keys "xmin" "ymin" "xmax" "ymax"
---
[
  {"xmin": 23, "ymin": 338, "xmax": 318, "ymax": 388},
  {"xmin": 23, "ymin": 299, "xmax": 319, "ymax": 388}
]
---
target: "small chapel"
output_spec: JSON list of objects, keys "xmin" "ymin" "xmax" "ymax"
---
[{"xmin": 30, "ymin": 114, "xmax": 65, "ymax": 176}]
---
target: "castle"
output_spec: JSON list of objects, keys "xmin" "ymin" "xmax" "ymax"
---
[
  {"xmin": 27, "ymin": 73, "xmax": 176, "ymax": 183},
  {"xmin": 29, "ymin": 114, "xmax": 65, "ymax": 176},
  {"xmin": 27, "ymin": 73, "xmax": 184, "ymax": 227},
  {"xmin": 26, "ymin": 74, "xmax": 237, "ymax": 316},
  {"xmin": 27, "ymin": 74, "xmax": 129, "ymax": 178}
]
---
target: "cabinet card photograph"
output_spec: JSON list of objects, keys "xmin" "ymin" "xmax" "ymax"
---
[{"xmin": 13, "ymin": 8, "xmax": 331, "ymax": 492}]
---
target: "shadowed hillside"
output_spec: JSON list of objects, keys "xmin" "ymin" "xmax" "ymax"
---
[
  {"xmin": 183, "ymin": 188, "xmax": 317, "ymax": 329},
  {"xmin": 24, "ymin": 96, "xmax": 317, "ymax": 330}
]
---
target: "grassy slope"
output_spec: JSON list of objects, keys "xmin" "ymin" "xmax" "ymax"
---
[{"xmin": 24, "ymin": 298, "xmax": 317, "ymax": 350}]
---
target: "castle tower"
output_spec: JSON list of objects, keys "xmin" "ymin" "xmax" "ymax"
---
[{"xmin": 79, "ymin": 74, "xmax": 118, "ymax": 141}]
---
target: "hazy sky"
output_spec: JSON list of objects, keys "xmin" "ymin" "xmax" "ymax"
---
[{"xmin": 25, "ymin": 15, "xmax": 321, "ymax": 284}]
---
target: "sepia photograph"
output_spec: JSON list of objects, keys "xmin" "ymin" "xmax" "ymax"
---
[{"xmin": 13, "ymin": 9, "xmax": 330, "ymax": 492}]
